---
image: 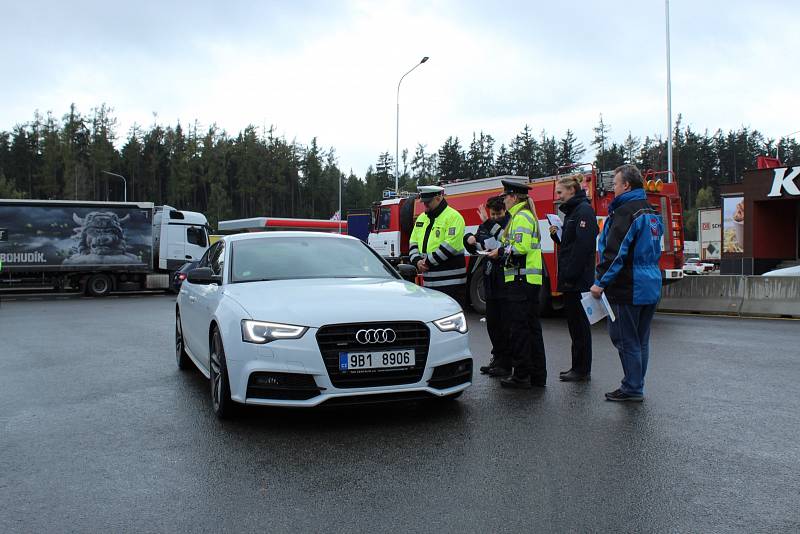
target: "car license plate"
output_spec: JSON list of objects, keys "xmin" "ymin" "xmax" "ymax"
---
[{"xmin": 339, "ymin": 349, "xmax": 415, "ymax": 371}]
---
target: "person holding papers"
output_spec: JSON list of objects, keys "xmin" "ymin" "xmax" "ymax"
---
[
  {"xmin": 464, "ymin": 196, "xmax": 511, "ymax": 377},
  {"xmin": 590, "ymin": 165, "xmax": 663, "ymax": 402},
  {"xmin": 488, "ymin": 179, "xmax": 547, "ymax": 389},
  {"xmin": 549, "ymin": 174, "xmax": 598, "ymax": 382}
]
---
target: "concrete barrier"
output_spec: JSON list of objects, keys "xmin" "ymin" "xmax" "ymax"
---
[
  {"xmin": 659, "ymin": 275, "xmax": 800, "ymax": 318},
  {"xmin": 659, "ymin": 275, "xmax": 745, "ymax": 315},
  {"xmin": 740, "ymin": 276, "xmax": 800, "ymax": 318}
]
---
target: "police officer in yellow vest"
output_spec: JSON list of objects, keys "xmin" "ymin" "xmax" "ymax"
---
[
  {"xmin": 409, "ymin": 185, "xmax": 467, "ymax": 306},
  {"xmin": 488, "ymin": 179, "xmax": 548, "ymax": 388}
]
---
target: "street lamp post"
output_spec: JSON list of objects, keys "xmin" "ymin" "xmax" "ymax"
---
[
  {"xmin": 101, "ymin": 171, "xmax": 128, "ymax": 202},
  {"xmin": 776, "ymin": 131, "xmax": 800, "ymax": 161},
  {"xmin": 665, "ymin": 0, "xmax": 673, "ymax": 175},
  {"xmin": 396, "ymin": 56, "xmax": 429, "ymax": 195}
]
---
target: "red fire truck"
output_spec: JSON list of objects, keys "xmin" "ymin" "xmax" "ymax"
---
[{"xmin": 367, "ymin": 165, "xmax": 685, "ymax": 314}]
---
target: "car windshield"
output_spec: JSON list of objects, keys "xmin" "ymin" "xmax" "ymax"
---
[{"xmin": 230, "ymin": 236, "xmax": 398, "ymax": 283}]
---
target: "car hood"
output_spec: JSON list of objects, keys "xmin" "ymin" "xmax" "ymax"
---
[{"xmin": 222, "ymin": 278, "xmax": 462, "ymax": 327}]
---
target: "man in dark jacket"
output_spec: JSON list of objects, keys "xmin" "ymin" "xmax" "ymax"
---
[
  {"xmin": 590, "ymin": 164, "xmax": 663, "ymax": 402},
  {"xmin": 464, "ymin": 196, "xmax": 511, "ymax": 377},
  {"xmin": 550, "ymin": 177, "xmax": 598, "ymax": 382}
]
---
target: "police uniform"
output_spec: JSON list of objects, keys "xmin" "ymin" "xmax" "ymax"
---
[
  {"xmin": 497, "ymin": 180, "xmax": 548, "ymax": 388},
  {"xmin": 409, "ymin": 186, "xmax": 467, "ymax": 306}
]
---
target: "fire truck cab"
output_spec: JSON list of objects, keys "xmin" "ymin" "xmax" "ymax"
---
[{"xmin": 368, "ymin": 167, "xmax": 684, "ymax": 314}]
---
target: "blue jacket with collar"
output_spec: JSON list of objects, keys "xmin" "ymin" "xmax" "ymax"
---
[{"xmin": 595, "ymin": 188, "xmax": 663, "ymax": 305}]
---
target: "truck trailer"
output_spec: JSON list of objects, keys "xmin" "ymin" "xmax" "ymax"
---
[{"xmin": 0, "ymin": 199, "xmax": 210, "ymax": 296}]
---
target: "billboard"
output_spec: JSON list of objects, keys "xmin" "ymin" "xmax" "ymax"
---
[
  {"xmin": 0, "ymin": 203, "xmax": 153, "ymax": 271},
  {"xmin": 722, "ymin": 196, "xmax": 744, "ymax": 255},
  {"xmin": 698, "ymin": 208, "xmax": 722, "ymax": 261}
]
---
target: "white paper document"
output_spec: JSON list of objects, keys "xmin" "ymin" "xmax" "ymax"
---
[
  {"xmin": 482, "ymin": 236, "xmax": 501, "ymax": 250},
  {"xmin": 580, "ymin": 291, "xmax": 616, "ymax": 324},
  {"xmin": 546, "ymin": 214, "xmax": 563, "ymax": 241}
]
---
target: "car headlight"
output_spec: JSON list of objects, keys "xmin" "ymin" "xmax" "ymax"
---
[
  {"xmin": 433, "ymin": 312, "xmax": 468, "ymax": 334},
  {"xmin": 241, "ymin": 320, "xmax": 308, "ymax": 344}
]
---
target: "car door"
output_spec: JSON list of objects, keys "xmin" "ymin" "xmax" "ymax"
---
[
  {"xmin": 181, "ymin": 243, "xmax": 216, "ymax": 362},
  {"xmin": 194, "ymin": 240, "xmax": 225, "ymax": 369}
]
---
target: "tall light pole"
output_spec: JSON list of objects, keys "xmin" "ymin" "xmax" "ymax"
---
[
  {"xmin": 776, "ymin": 131, "xmax": 800, "ymax": 161},
  {"xmin": 396, "ymin": 56, "xmax": 429, "ymax": 194},
  {"xmin": 102, "ymin": 171, "xmax": 127, "ymax": 202},
  {"xmin": 665, "ymin": 0, "xmax": 673, "ymax": 175}
]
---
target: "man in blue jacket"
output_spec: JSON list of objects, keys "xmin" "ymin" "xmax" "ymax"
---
[{"xmin": 590, "ymin": 164, "xmax": 663, "ymax": 402}]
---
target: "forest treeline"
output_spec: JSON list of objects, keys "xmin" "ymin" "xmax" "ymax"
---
[{"xmin": 1, "ymin": 104, "xmax": 798, "ymax": 238}]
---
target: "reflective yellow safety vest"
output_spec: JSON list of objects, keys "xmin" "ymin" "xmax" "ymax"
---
[
  {"xmin": 502, "ymin": 201, "xmax": 543, "ymax": 285},
  {"xmin": 409, "ymin": 201, "xmax": 466, "ymax": 288}
]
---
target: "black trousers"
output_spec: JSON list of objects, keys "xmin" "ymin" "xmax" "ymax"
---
[
  {"xmin": 485, "ymin": 297, "xmax": 511, "ymax": 370},
  {"xmin": 506, "ymin": 281, "xmax": 547, "ymax": 381},
  {"xmin": 563, "ymin": 291, "xmax": 592, "ymax": 375}
]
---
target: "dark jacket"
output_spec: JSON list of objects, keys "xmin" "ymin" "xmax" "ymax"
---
[
  {"xmin": 553, "ymin": 190, "xmax": 598, "ymax": 293},
  {"xmin": 595, "ymin": 188, "xmax": 664, "ymax": 305},
  {"xmin": 464, "ymin": 214, "xmax": 509, "ymax": 299}
]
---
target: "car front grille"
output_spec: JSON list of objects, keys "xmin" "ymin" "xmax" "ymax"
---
[{"xmin": 316, "ymin": 321, "xmax": 431, "ymax": 388}]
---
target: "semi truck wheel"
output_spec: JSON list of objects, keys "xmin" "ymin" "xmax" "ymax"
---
[
  {"xmin": 86, "ymin": 274, "xmax": 113, "ymax": 297},
  {"xmin": 468, "ymin": 267, "xmax": 487, "ymax": 315}
]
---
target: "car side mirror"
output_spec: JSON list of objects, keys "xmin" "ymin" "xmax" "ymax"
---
[
  {"xmin": 397, "ymin": 263, "xmax": 417, "ymax": 281},
  {"xmin": 187, "ymin": 267, "xmax": 220, "ymax": 285}
]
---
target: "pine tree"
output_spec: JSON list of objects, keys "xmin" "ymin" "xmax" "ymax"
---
[
  {"xmin": 622, "ymin": 132, "xmax": 641, "ymax": 164},
  {"xmin": 495, "ymin": 144, "xmax": 512, "ymax": 175},
  {"xmin": 466, "ymin": 131, "xmax": 495, "ymax": 180},
  {"xmin": 437, "ymin": 137, "xmax": 465, "ymax": 182},
  {"xmin": 557, "ymin": 129, "xmax": 586, "ymax": 168},
  {"xmin": 592, "ymin": 114, "xmax": 612, "ymax": 170},
  {"xmin": 509, "ymin": 126, "xmax": 540, "ymax": 177},
  {"xmin": 539, "ymin": 132, "xmax": 558, "ymax": 176}
]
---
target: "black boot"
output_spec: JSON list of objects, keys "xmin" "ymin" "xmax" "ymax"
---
[
  {"xmin": 500, "ymin": 375, "xmax": 533, "ymax": 389},
  {"xmin": 486, "ymin": 366, "xmax": 511, "ymax": 378},
  {"xmin": 559, "ymin": 370, "xmax": 590, "ymax": 382},
  {"xmin": 479, "ymin": 357, "xmax": 498, "ymax": 374}
]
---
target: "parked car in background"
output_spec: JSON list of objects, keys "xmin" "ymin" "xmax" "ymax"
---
[
  {"xmin": 172, "ymin": 261, "xmax": 199, "ymax": 293},
  {"xmin": 682, "ymin": 257, "xmax": 715, "ymax": 275},
  {"xmin": 761, "ymin": 264, "xmax": 800, "ymax": 277}
]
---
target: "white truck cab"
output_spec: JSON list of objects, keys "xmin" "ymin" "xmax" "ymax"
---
[{"xmin": 155, "ymin": 205, "xmax": 210, "ymax": 271}]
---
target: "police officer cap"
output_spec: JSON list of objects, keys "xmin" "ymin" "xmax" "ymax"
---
[
  {"xmin": 418, "ymin": 185, "xmax": 444, "ymax": 201},
  {"xmin": 501, "ymin": 179, "xmax": 530, "ymax": 196}
]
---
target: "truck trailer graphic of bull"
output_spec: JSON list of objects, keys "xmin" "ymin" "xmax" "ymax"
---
[{"xmin": 62, "ymin": 211, "xmax": 144, "ymax": 265}]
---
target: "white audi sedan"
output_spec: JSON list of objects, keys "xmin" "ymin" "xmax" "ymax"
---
[{"xmin": 175, "ymin": 232, "xmax": 472, "ymax": 418}]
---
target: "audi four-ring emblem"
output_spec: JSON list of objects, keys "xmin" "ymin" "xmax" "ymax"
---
[{"xmin": 355, "ymin": 328, "xmax": 397, "ymax": 344}]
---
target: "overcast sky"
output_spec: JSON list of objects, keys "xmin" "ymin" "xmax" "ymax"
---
[{"xmin": 2, "ymin": 0, "xmax": 798, "ymax": 175}]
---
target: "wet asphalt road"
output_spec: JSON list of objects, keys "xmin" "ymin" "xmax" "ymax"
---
[{"xmin": 1, "ymin": 293, "xmax": 799, "ymax": 533}]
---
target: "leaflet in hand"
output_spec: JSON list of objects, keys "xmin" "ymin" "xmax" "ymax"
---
[
  {"xmin": 580, "ymin": 291, "xmax": 616, "ymax": 324},
  {"xmin": 482, "ymin": 236, "xmax": 500, "ymax": 250},
  {"xmin": 546, "ymin": 214, "xmax": 563, "ymax": 241}
]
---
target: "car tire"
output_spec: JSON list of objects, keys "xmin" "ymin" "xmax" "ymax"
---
[
  {"xmin": 86, "ymin": 274, "xmax": 113, "ymax": 297},
  {"xmin": 175, "ymin": 311, "xmax": 192, "ymax": 371},
  {"xmin": 468, "ymin": 262, "xmax": 487, "ymax": 315},
  {"xmin": 209, "ymin": 328, "xmax": 235, "ymax": 419}
]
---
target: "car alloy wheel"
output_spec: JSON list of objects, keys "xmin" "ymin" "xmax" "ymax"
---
[
  {"xmin": 209, "ymin": 329, "xmax": 234, "ymax": 419},
  {"xmin": 175, "ymin": 312, "xmax": 191, "ymax": 370}
]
